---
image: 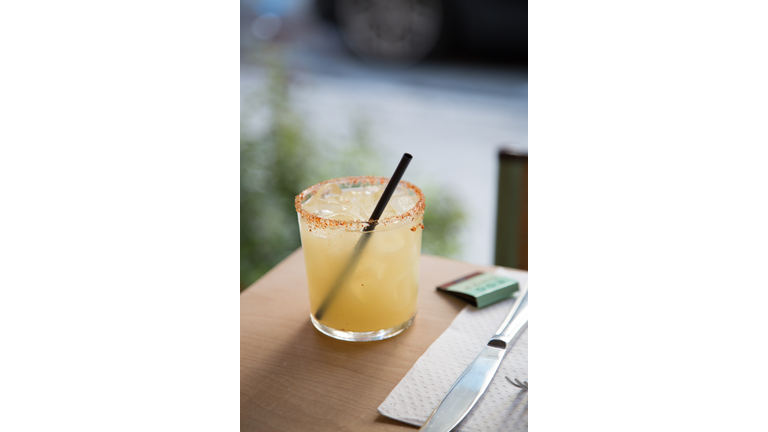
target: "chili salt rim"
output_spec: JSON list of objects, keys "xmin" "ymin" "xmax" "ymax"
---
[{"xmin": 295, "ymin": 176, "xmax": 425, "ymax": 231}]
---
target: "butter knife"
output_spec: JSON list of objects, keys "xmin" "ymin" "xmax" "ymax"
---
[{"xmin": 419, "ymin": 286, "xmax": 528, "ymax": 432}]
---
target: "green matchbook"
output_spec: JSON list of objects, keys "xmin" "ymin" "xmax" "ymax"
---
[{"xmin": 436, "ymin": 272, "xmax": 519, "ymax": 308}]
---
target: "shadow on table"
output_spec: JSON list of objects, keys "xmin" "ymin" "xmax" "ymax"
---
[{"xmin": 373, "ymin": 414, "xmax": 419, "ymax": 429}]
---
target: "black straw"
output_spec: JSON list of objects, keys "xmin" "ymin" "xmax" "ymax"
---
[{"xmin": 314, "ymin": 153, "xmax": 413, "ymax": 321}]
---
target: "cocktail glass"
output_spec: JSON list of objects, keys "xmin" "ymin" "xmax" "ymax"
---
[{"xmin": 295, "ymin": 176, "xmax": 425, "ymax": 342}]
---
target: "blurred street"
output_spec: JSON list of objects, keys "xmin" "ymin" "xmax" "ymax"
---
[{"xmin": 241, "ymin": 0, "xmax": 527, "ymax": 267}]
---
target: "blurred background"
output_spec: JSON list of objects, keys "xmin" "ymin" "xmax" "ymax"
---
[{"xmin": 241, "ymin": 0, "xmax": 528, "ymax": 290}]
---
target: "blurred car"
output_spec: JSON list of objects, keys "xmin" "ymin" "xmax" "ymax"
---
[{"xmin": 315, "ymin": 0, "xmax": 527, "ymax": 63}]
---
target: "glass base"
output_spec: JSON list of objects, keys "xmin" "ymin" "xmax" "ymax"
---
[{"xmin": 310, "ymin": 314, "xmax": 415, "ymax": 342}]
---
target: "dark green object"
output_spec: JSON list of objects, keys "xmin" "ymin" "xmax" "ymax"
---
[
  {"xmin": 437, "ymin": 272, "xmax": 520, "ymax": 308},
  {"xmin": 494, "ymin": 149, "xmax": 528, "ymax": 270}
]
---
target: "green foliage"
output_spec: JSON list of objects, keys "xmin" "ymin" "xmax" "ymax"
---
[
  {"xmin": 420, "ymin": 185, "xmax": 467, "ymax": 258},
  {"xmin": 240, "ymin": 61, "xmax": 315, "ymax": 289},
  {"xmin": 241, "ymin": 59, "xmax": 466, "ymax": 290}
]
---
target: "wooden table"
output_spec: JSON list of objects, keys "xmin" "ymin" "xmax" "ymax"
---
[{"xmin": 240, "ymin": 248, "xmax": 501, "ymax": 431}]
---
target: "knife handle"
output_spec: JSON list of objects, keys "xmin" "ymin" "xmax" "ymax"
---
[{"xmin": 489, "ymin": 286, "xmax": 528, "ymax": 347}]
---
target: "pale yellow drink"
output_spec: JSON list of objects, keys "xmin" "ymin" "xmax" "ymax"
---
[{"xmin": 295, "ymin": 176, "xmax": 425, "ymax": 341}]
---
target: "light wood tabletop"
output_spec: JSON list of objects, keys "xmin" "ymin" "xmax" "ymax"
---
[{"xmin": 240, "ymin": 248, "xmax": 505, "ymax": 431}]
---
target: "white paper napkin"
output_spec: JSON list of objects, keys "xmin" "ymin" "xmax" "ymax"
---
[{"xmin": 378, "ymin": 267, "xmax": 528, "ymax": 431}]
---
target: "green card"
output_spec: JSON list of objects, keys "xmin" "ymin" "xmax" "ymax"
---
[{"xmin": 436, "ymin": 272, "xmax": 519, "ymax": 308}]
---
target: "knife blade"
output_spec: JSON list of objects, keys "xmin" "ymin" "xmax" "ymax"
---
[{"xmin": 419, "ymin": 286, "xmax": 529, "ymax": 432}]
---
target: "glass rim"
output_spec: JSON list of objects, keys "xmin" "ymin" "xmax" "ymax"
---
[{"xmin": 295, "ymin": 176, "xmax": 425, "ymax": 231}]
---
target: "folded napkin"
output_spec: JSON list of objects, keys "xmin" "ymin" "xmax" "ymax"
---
[{"xmin": 378, "ymin": 268, "xmax": 528, "ymax": 431}]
